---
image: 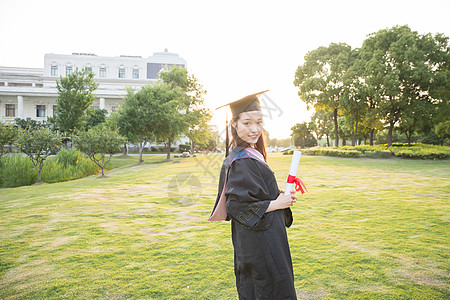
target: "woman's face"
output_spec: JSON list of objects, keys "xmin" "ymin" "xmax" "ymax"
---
[{"xmin": 233, "ymin": 111, "xmax": 264, "ymax": 147}]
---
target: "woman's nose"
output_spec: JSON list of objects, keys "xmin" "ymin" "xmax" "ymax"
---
[{"xmin": 249, "ymin": 124, "xmax": 259, "ymax": 133}]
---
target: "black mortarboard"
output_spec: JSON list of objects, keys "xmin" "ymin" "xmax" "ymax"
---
[{"xmin": 216, "ymin": 90, "xmax": 268, "ymax": 117}]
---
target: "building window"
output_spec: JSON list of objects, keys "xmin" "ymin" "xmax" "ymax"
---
[
  {"xmin": 118, "ymin": 68, "xmax": 125, "ymax": 78},
  {"xmin": 6, "ymin": 104, "xmax": 15, "ymax": 117},
  {"xmin": 87, "ymin": 66, "xmax": 93, "ymax": 73},
  {"xmin": 51, "ymin": 65, "xmax": 58, "ymax": 76},
  {"xmin": 53, "ymin": 105, "xmax": 58, "ymax": 117},
  {"xmin": 99, "ymin": 67, "xmax": 106, "ymax": 77},
  {"xmin": 66, "ymin": 66, "xmax": 73, "ymax": 75},
  {"xmin": 36, "ymin": 105, "xmax": 46, "ymax": 117},
  {"xmin": 111, "ymin": 106, "xmax": 118, "ymax": 112},
  {"xmin": 132, "ymin": 68, "xmax": 139, "ymax": 79}
]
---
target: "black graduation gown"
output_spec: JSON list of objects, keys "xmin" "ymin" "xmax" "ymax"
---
[{"xmin": 213, "ymin": 147, "xmax": 296, "ymax": 300}]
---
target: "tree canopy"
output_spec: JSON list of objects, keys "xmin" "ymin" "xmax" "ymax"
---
[
  {"xmin": 55, "ymin": 68, "xmax": 99, "ymax": 134},
  {"xmin": 294, "ymin": 25, "xmax": 450, "ymax": 147}
]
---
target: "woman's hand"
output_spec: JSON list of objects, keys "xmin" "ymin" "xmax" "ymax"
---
[{"xmin": 266, "ymin": 190, "xmax": 297, "ymax": 212}]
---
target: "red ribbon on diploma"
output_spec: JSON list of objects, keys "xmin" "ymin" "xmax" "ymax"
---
[{"xmin": 287, "ymin": 175, "xmax": 308, "ymax": 194}]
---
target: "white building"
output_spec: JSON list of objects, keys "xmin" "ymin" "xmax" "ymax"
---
[{"xmin": 0, "ymin": 49, "xmax": 186, "ymax": 123}]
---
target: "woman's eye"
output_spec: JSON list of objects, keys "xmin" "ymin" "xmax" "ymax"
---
[{"xmin": 244, "ymin": 122, "xmax": 250, "ymax": 126}]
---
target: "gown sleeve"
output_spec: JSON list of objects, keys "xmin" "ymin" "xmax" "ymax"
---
[{"xmin": 225, "ymin": 158, "xmax": 275, "ymax": 231}]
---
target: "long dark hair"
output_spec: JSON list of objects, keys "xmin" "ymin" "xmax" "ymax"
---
[{"xmin": 229, "ymin": 114, "xmax": 268, "ymax": 162}]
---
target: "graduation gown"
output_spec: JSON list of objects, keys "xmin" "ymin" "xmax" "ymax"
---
[{"xmin": 211, "ymin": 147, "xmax": 296, "ymax": 300}]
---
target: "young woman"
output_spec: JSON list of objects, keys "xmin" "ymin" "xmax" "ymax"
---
[{"xmin": 209, "ymin": 91, "xmax": 298, "ymax": 299}]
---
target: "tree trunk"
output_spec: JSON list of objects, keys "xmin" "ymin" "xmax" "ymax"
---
[
  {"xmin": 369, "ymin": 129, "xmax": 374, "ymax": 146},
  {"xmin": 138, "ymin": 138, "xmax": 144, "ymax": 164},
  {"xmin": 387, "ymin": 121, "xmax": 394, "ymax": 148},
  {"xmin": 333, "ymin": 108, "xmax": 339, "ymax": 147},
  {"xmin": 101, "ymin": 154, "xmax": 105, "ymax": 176},
  {"xmin": 342, "ymin": 138, "xmax": 346, "ymax": 146},
  {"xmin": 352, "ymin": 120, "xmax": 358, "ymax": 147},
  {"xmin": 37, "ymin": 164, "xmax": 42, "ymax": 183},
  {"xmin": 326, "ymin": 134, "xmax": 330, "ymax": 147},
  {"xmin": 166, "ymin": 134, "xmax": 175, "ymax": 160},
  {"xmin": 123, "ymin": 143, "xmax": 127, "ymax": 156},
  {"xmin": 406, "ymin": 131, "xmax": 412, "ymax": 147}
]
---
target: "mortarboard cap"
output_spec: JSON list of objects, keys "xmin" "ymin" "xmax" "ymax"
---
[{"xmin": 216, "ymin": 90, "xmax": 269, "ymax": 117}]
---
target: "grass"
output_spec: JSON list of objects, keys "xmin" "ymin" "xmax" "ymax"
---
[{"xmin": 0, "ymin": 153, "xmax": 449, "ymax": 299}]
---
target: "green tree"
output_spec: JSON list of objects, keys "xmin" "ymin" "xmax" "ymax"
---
[
  {"xmin": 117, "ymin": 85, "xmax": 175, "ymax": 163},
  {"xmin": 158, "ymin": 65, "xmax": 211, "ymax": 160},
  {"xmin": 311, "ymin": 109, "xmax": 334, "ymax": 147},
  {"xmin": 341, "ymin": 49, "xmax": 371, "ymax": 146},
  {"xmin": 430, "ymin": 64, "xmax": 450, "ymax": 144},
  {"xmin": 189, "ymin": 122, "xmax": 217, "ymax": 151},
  {"xmin": 85, "ymin": 108, "xmax": 108, "ymax": 130},
  {"xmin": 291, "ymin": 122, "xmax": 317, "ymax": 148},
  {"xmin": 55, "ymin": 68, "xmax": 99, "ymax": 134},
  {"xmin": 294, "ymin": 43, "xmax": 354, "ymax": 147},
  {"xmin": 0, "ymin": 123, "xmax": 17, "ymax": 158},
  {"xmin": 360, "ymin": 25, "xmax": 449, "ymax": 147},
  {"xmin": 74, "ymin": 127, "xmax": 125, "ymax": 177},
  {"xmin": 15, "ymin": 128, "xmax": 60, "ymax": 183},
  {"xmin": 106, "ymin": 111, "xmax": 129, "ymax": 156}
]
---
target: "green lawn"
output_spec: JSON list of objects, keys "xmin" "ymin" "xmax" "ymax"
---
[{"xmin": 0, "ymin": 154, "xmax": 449, "ymax": 299}]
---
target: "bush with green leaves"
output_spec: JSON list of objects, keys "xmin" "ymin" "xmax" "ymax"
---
[
  {"xmin": 388, "ymin": 144, "xmax": 450, "ymax": 159},
  {"xmin": 42, "ymin": 148, "xmax": 101, "ymax": 183},
  {"xmin": 0, "ymin": 154, "xmax": 36, "ymax": 188},
  {"xmin": 301, "ymin": 143, "xmax": 449, "ymax": 159},
  {"xmin": 0, "ymin": 149, "xmax": 101, "ymax": 188},
  {"xmin": 302, "ymin": 148, "xmax": 361, "ymax": 158},
  {"xmin": 74, "ymin": 128, "xmax": 126, "ymax": 176}
]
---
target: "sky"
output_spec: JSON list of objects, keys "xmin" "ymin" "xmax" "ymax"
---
[{"xmin": 1, "ymin": 0, "xmax": 449, "ymax": 139}]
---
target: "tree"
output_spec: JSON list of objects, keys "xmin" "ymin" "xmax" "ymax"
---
[
  {"xmin": 311, "ymin": 109, "xmax": 334, "ymax": 147},
  {"xmin": 360, "ymin": 25, "xmax": 450, "ymax": 147},
  {"xmin": 85, "ymin": 108, "xmax": 108, "ymax": 130},
  {"xmin": 117, "ymin": 85, "xmax": 175, "ymax": 164},
  {"xmin": 55, "ymin": 68, "xmax": 99, "ymax": 134},
  {"xmin": 430, "ymin": 64, "xmax": 450, "ymax": 145},
  {"xmin": 74, "ymin": 127, "xmax": 125, "ymax": 177},
  {"xmin": 0, "ymin": 123, "xmax": 17, "ymax": 158},
  {"xmin": 294, "ymin": 43, "xmax": 354, "ymax": 147},
  {"xmin": 341, "ymin": 49, "xmax": 371, "ymax": 146},
  {"xmin": 106, "ymin": 111, "xmax": 129, "ymax": 156},
  {"xmin": 158, "ymin": 65, "xmax": 211, "ymax": 160},
  {"xmin": 15, "ymin": 128, "xmax": 60, "ymax": 183},
  {"xmin": 291, "ymin": 122, "xmax": 317, "ymax": 148},
  {"xmin": 189, "ymin": 122, "xmax": 217, "ymax": 151}
]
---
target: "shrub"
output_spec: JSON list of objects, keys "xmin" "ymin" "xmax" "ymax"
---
[
  {"xmin": 302, "ymin": 144, "xmax": 449, "ymax": 159},
  {"xmin": 364, "ymin": 150, "xmax": 393, "ymax": 158},
  {"xmin": 0, "ymin": 154, "xmax": 36, "ymax": 188},
  {"xmin": 55, "ymin": 147, "xmax": 80, "ymax": 167},
  {"xmin": 42, "ymin": 149, "xmax": 101, "ymax": 183},
  {"xmin": 389, "ymin": 146, "xmax": 450, "ymax": 159},
  {"xmin": 302, "ymin": 148, "xmax": 361, "ymax": 158},
  {"xmin": 179, "ymin": 144, "xmax": 191, "ymax": 153},
  {"xmin": 0, "ymin": 149, "xmax": 101, "ymax": 188}
]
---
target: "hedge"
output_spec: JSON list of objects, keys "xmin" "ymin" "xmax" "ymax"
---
[{"xmin": 288, "ymin": 143, "xmax": 449, "ymax": 160}]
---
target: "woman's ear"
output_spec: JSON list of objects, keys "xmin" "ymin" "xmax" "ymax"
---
[{"xmin": 231, "ymin": 121, "xmax": 236, "ymax": 129}]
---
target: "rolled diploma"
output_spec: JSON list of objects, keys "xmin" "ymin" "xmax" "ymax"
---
[{"xmin": 284, "ymin": 150, "xmax": 302, "ymax": 195}]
